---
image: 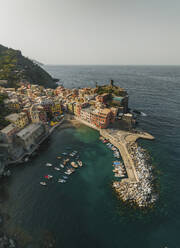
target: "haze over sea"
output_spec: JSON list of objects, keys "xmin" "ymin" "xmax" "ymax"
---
[{"xmin": 2, "ymin": 66, "xmax": 180, "ymax": 248}]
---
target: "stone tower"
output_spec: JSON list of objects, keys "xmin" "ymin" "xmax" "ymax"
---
[{"xmin": 110, "ymin": 80, "xmax": 114, "ymax": 86}]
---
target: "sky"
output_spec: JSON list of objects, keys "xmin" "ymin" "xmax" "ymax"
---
[{"xmin": 0, "ymin": 0, "xmax": 180, "ymax": 65}]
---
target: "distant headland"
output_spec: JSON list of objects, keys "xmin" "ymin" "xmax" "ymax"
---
[{"xmin": 0, "ymin": 44, "xmax": 58, "ymax": 89}]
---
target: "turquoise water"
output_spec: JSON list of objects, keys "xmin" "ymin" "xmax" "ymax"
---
[
  {"xmin": 3, "ymin": 125, "xmax": 119, "ymax": 247},
  {"xmin": 2, "ymin": 65, "xmax": 180, "ymax": 247}
]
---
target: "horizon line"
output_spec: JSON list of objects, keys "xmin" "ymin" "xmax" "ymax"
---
[{"xmin": 44, "ymin": 64, "xmax": 180, "ymax": 66}]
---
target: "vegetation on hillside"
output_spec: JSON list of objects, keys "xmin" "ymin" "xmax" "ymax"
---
[
  {"xmin": 0, "ymin": 44, "xmax": 58, "ymax": 88},
  {"xmin": 96, "ymin": 84, "xmax": 127, "ymax": 97},
  {"xmin": 0, "ymin": 94, "xmax": 10, "ymax": 129}
]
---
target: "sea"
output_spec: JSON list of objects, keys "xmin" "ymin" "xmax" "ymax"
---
[{"xmin": 1, "ymin": 65, "xmax": 180, "ymax": 248}]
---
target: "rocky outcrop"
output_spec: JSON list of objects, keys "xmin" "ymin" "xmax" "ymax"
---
[{"xmin": 0, "ymin": 232, "xmax": 16, "ymax": 248}]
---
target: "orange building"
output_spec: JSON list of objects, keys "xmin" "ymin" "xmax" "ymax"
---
[{"xmin": 91, "ymin": 108, "xmax": 112, "ymax": 129}]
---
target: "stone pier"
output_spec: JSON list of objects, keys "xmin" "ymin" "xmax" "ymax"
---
[{"xmin": 74, "ymin": 115, "xmax": 154, "ymax": 184}]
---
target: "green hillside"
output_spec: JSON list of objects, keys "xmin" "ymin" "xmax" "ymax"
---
[{"xmin": 0, "ymin": 44, "xmax": 58, "ymax": 88}]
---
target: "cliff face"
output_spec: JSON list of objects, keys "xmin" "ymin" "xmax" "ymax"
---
[{"xmin": 0, "ymin": 44, "xmax": 58, "ymax": 88}]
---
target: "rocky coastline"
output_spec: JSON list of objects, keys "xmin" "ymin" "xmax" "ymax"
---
[{"xmin": 113, "ymin": 144, "xmax": 158, "ymax": 208}]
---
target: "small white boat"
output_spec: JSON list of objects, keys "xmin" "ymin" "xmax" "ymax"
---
[
  {"xmin": 58, "ymin": 179, "xmax": 66, "ymax": 183},
  {"xmin": 46, "ymin": 163, "xmax": 52, "ymax": 167},
  {"xmin": 48, "ymin": 174, "xmax": 53, "ymax": 178},
  {"xmin": 77, "ymin": 160, "xmax": 83, "ymax": 167},
  {"xmin": 24, "ymin": 157, "xmax": 29, "ymax": 162},
  {"xmin": 65, "ymin": 171, "xmax": 71, "ymax": 175},
  {"xmin": 54, "ymin": 167, "xmax": 60, "ymax": 171},
  {"xmin": 60, "ymin": 164, "xmax": 64, "ymax": 168},
  {"xmin": 40, "ymin": 182, "xmax": 47, "ymax": 186}
]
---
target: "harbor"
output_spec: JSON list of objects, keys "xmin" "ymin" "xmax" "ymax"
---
[
  {"xmin": 39, "ymin": 149, "xmax": 84, "ymax": 186},
  {"xmin": 1, "ymin": 112, "xmax": 157, "ymax": 208},
  {"xmin": 0, "ymin": 64, "xmax": 179, "ymax": 248},
  {"xmin": 75, "ymin": 115, "xmax": 156, "ymax": 207}
]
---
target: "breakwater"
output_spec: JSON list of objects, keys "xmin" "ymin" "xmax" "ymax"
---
[
  {"xmin": 74, "ymin": 116, "xmax": 157, "ymax": 207},
  {"xmin": 101, "ymin": 129, "xmax": 157, "ymax": 207}
]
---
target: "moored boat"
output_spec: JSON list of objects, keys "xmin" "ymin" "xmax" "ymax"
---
[
  {"xmin": 65, "ymin": 171, "xmax": 71, "ymax": 175},
  {"xmin": 46, "ymin": 163, "xmax": 52, "ymax": 167},
  {"xmin": 58, "ymin": 179, "xmax": 66, "ymax": 183},
  {"xmin": 40, "ymin": 182, "xmax": 47, "ymax": 186},
  {"xmin": 44, "ymin": 175, "xmax": 53, "ymax": 179},
  {"xmin": 54, "ymin": 167, "xmax": 60, "ymax": 171},
  {"xmin": 77, "ymin": 160, "xmax": 83, "ymax": 167},
  {"xmin": 71, "ymin": 162, "xmax": 78, "ymax": 168}
]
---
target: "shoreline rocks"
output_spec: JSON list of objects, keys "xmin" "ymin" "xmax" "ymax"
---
[{"xmin": 113, "ymin": 144, "xmax": 158, "ymax": 208}]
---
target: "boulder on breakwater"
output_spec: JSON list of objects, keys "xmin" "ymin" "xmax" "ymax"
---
[{"xmin": 113, "ymin": 144, "xmax": 158, "ymax": 208}]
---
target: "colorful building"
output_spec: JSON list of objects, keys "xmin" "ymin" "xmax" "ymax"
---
[
  {"xmin": 67, "ymin": 102, "xmax": 75, "ymax": 114},
  {"xmin": 0, "ymin": 124, "xmax": 17, "ymax": 143},
  {"xmin": 111, "ymin": 95, "xmax": 129, "ymax": 113},
  {"xmin": 51, "ymin": 101, "xmax": 62, "ymax": 116},
  {"xmin": 29, "ymin": 105, "xmax": 47, "ymax": 124},
  {"xmin": 74, "ymin": 104, "xmax": 81, "ymax": 117},
  {"xmin": 96, "ymin": 93, "xmax": 109, "ymax": 104},
  {"xmin": 4, "ymin": 99, "xmax": 21, "ymax": 111},
  {"xmin": 91, "ymin": 108, "xmax": 112, "ymax": 129},
  {"xmin": 5, "ymin": 112, "xmax": 29, "ymax": 129}
]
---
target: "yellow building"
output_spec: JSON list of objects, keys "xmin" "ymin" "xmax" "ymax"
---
[
  {"xmin": 67, "ymin": 102, "xmax": 75, "ymax": 114},
  {"xmin": 51, "ymin": 101, "xmax": 62, "ymax": 116},
  {"xmin": 5, "ymin": 112, "xmax": 29, "ymax": 130},
  {"xmin": 73, "ymin": 104, "xmax": 78, "ymax": 116},
  {"xmin": 4, "ymin": 99, "xmax": 21, "ymax": 111}
]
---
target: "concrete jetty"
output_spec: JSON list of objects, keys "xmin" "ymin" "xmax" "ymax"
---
[{"xmin": 100, "ymin": 129, "xmax": 154, "ymax": 183}]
